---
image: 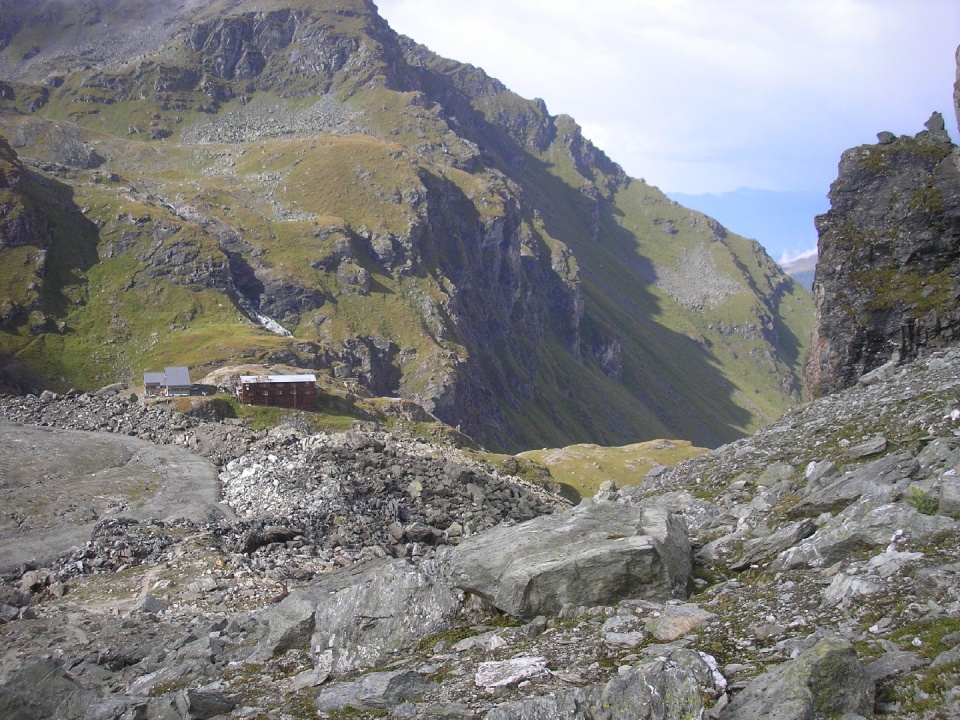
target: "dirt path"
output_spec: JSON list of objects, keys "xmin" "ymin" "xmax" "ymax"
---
[{"xmin": 0, "ymin": 420, "xmax": 233, "ymax": 572}]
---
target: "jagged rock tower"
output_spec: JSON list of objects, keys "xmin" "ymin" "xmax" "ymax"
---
[{"xmin": 805, "ymin": 47, "xmax": 960, "ymax": 397}]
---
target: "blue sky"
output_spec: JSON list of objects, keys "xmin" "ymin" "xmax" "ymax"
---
[{"xmin": 377, "ymin": 1, "xmax": 960, "ymax": 196}]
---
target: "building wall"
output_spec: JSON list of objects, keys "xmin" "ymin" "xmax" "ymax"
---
[{"xmin": 236, "ymin": 381, "xmax": 317, "ymax": 409}]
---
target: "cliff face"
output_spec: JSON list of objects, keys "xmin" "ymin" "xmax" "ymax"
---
[
  {"xmin": 0, "ymin": 0, "xmax": 813, "ymax": 451},
  {"xmin": 805, "ymin": 110, "xmax": 960, "ymax": 397}
]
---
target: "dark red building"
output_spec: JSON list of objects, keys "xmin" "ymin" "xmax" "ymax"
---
[{"xmin": 235, "ymin": 374, "xmax": 317, "ymax": 409}]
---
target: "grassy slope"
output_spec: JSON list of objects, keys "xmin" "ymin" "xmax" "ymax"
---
[
  {"xmin": 519, "ymin": 439, "xmax": 707, "ymax": 499},
  {"xmin": 0, "ymin": 0, "xmax": 815, "ymax": 452},
  {"xmin": 506, "ymin": 119, "xmax": 814, "ymax": 447},
  {"xmin": 0, "ymin": 117, "xmax": 476, "ymax": 396},
  {"xmin": 0, "ymin": 105, "xmax": 813, "ymax": 448}
]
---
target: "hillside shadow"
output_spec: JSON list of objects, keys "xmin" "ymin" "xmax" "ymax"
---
[
  {"xmin": 521, "ymin": 151, "xmax": 755, "ymax": 447},
  {"xmin": 394, "ymin": 57, "xmax": 766, "ymax": 448},
  {"xmin": 25, "ymin": 170, "xmax": 100, "ymax": 321}
]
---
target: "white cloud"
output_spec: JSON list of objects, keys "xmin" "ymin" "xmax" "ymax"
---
[
  {"xmin": 779, "ymin": 247, "xmax": 819, "ymax": 265},
  {"xmin": 377, "ymin": 0, "xmax": 960, "ymax": 193}
]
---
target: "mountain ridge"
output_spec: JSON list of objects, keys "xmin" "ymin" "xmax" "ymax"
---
[
  {"xmin": 0, "ymin": 0, "xmax": 813, "ymax": 451},
  {"xmin": 806, "ymin": 112, "xmax": 960, "ymax": 398},
  {"xmin": 666, "ymin": 187, "xmax": 827, "ymax": 266}
]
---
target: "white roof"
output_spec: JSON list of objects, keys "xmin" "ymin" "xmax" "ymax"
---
[{"xmin": 239, "ymin": 374, "xmax": 317, "ymax": 384}]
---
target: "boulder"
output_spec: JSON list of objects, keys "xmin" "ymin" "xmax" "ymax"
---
[
  {"xmin": 447, "ymin": 500, "xmax": 691, "ymax": 618},
  {"xmin": 774, "ymin": 500, "xmax": 955, "ymax": 571},
  {"xmin": 789, "ymin": 453, "xmax": 917, "ymax": 518},
  {"xmin": 939, "ymin": 473, "xmax": 960, "ymax": 518},
  {"xmin": 729, "ymin": 518, "xmax": 816, "ymax": 570},
  {"xmin": 486, "ymin": 691, "xmax": 590, "ymax": 720},
  {"xmin": 602, "ymin": 613, "xmax": 646, "ymax": 647},
  {"xmin": 917, "ymin": 438, "xmax": 960, "ymax": 468},
  {"xmin": 846, "ymin": 436, "xmax": 888, "ymax": 459},
  {"xmin": 864, "ymin": 548, "xmax": 924, "ymax": 578},
  {"xmin": 475, "ymin": 657, "xmax": 550, "ymax": 691},
  {"xmin": 174, "ymin": 689, "xmax": 236, "ymax": 719},
  {"xmin": 645, "ymin": 603, "xmax": 716, "ymax": 642},
  {"xmin": 257, "ymin": 557, "xmax": 460, "ymax": 673},
  {"xmin": 864, "ymin": 650, "xmax": 929, "ymax": 684},
  {"xmin": 757, "ymin": 462, "xmax": 795, "ymax": 486},
  {"xmin": 316, "ymin": 670, "xmax": 434, "ymax": 712},
  {"xmin": 820, "ymin": 573, "xmax": 883, "ymax": 609},
  {"xmin": 718, "ymin": 634, "xmax": 873, "ymax": 720},
  {"xmin": 0, "ymin": 659, "xmax": 97, "ymax": 720},
  {"xmin": 486, "ymin": 648, "xmax": 723, "ymax": 720},
  {"xmin": 913, "ymin": 561, "xmax": 960, "ymax": 598}
]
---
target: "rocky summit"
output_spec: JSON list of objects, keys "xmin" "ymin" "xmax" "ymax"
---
[
  {"xmin": 805, "ymin": 109, "xmax": 960, "ymax": 398},
  {"xmin": 0, "ymin": 0, "xmax": 812, "ymax": 451},
  {"xmin": 2, "ymin": 343, "xmax": 960, "ymax": 718}
]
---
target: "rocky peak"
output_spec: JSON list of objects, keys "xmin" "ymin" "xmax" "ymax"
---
[
  {"xmin": 805, "ymin": 104, "xmax": 960, "ymax": 397},
  {"xmin": 187, "ymin": 10, "xmax": 300, "ymax": 80}
]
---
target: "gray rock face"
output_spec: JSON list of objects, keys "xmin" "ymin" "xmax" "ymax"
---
[
  {"xmin": 448, "ymin": 501, "xmax": 691, "ymax": 618},
  {"xmin": 475, "ymin": 657, "xmax": 551, "ymax": 691},
  {"xmin": 486, "ymin": 648, "xmax": 723, "ymax": 720},
  {"xmin": 774, "ymin": 499, "xmax": 955, "ymax": 571},
  {"xmin": 316, "ymin": 669, "xmax": 435, "ymax": 712},
  {"xmin": 730, "ymin": 518, "xmax": 816, "ymax": 571},
  {"xmin": 0, "ymin": 659, "xmax": 96, "ymax": 720},
  {"xmin": 718, "ymin": 634, "xmax": 874, "ymax": 720},
  {"xmin": 940, "ymin": 473, "xmax": 960, "ymax": 517},
  {"xmin": 257, "ymin": 557, "xmax": 461, "ymax": 673},
  {"xmin": 806, "ymin": 110, "xmax": 960, "ymax": 397},
  {"xmin": 788, "ymin": 453, "xmax": 917, "ymax": 518}
]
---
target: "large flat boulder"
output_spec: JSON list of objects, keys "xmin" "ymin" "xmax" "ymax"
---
[
  {"xmin": 257, "ymin": 557, "xmax": 461, "ymax": 674},
  {"xmin": 447, "ymin": 500, "xmax": 690, "ymax": 618}
]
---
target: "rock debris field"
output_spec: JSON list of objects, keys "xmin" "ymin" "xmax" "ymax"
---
[{"xmin": 1, "ymin": 350, "xmax": 960, "ymax": 718}]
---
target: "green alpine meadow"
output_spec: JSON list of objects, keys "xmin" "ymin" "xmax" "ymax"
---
[{"xmin": 0, "ymin": 0, "xmax": 813, "ymax": 451}]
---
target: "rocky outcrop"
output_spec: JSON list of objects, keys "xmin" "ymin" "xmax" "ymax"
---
[
  {"xmin": 447, "ymin": 500, "xmax": 691, "ymax": 618},
  {"xmin": 805, "ymin": 109, "xmax": 960, "ymax": 397},
  {"xmin": 2, "ymin": 349, "xmax": 960, "ymax": 716},
  {"xmin": 0, "ymin": 659, "xmax": 96, "ymax": 720},
  {"xmin": 0, "ymin": 135, "xmax": 50, "ymax": 252},
  {"xmin": 9, "ymin": 119, "xmax": 104, "ymax": 169},
  {"xmin": 257, "ymin": 558, "xmax": 461, "ymax": 673},
  {"xmin": 486, "ymin": 648, "xmax": 725, "ymax": 720},
  {"xmin": 188, "ymin": 10, "xmax": 299, "ymax": 81},
  {"xmin": 717, "ymin": 633, "xmax": 874, "ymax": 720}
]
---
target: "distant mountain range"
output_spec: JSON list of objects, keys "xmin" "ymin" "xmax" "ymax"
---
[{"xmin": 778, "ymin": 252, "xmax": 817, "ymax": 292}]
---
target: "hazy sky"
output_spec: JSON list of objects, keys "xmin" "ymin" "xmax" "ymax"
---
[{"xmin": 377, "ymin": 1, "xmax": 960, "ymax": 195}]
